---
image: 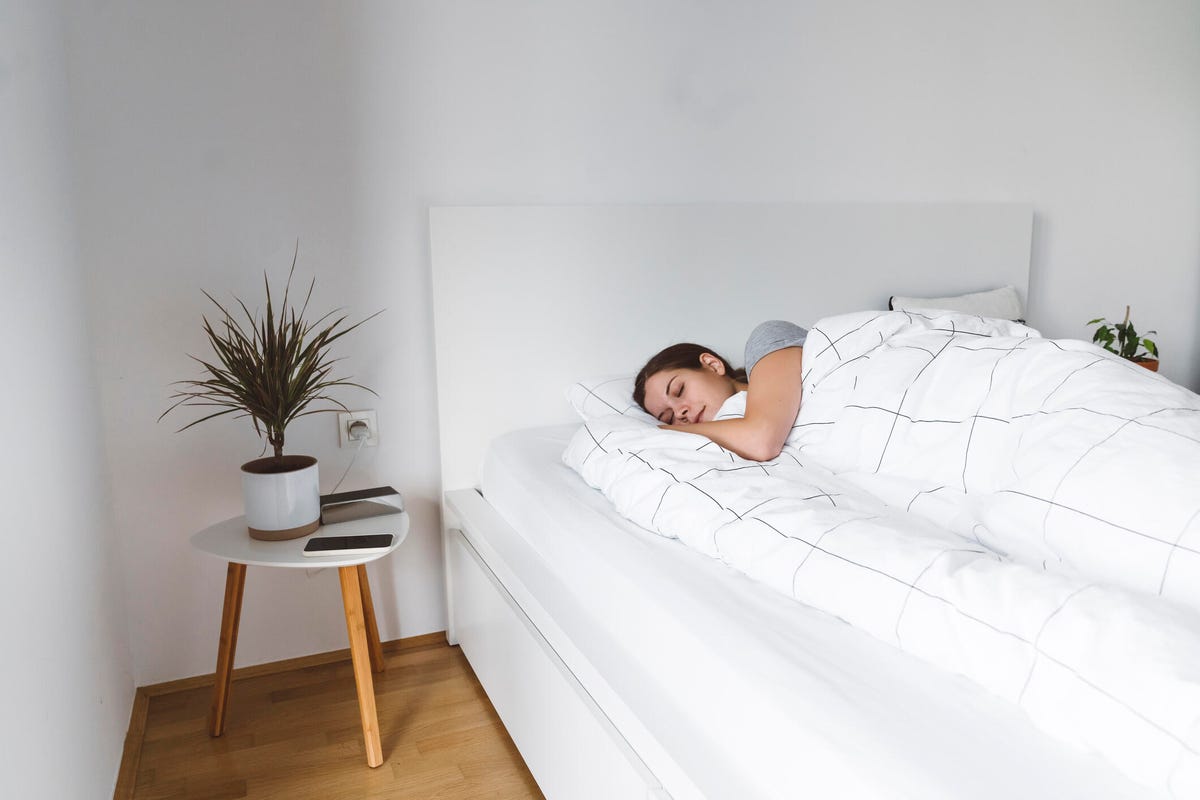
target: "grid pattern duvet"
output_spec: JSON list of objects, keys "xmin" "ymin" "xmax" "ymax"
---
[{"xmin": 564, "ymin": 310, "xmax": 1200, "ymax": 797}]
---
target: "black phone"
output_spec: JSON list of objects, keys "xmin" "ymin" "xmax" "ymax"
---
[{"xmin": 302, "ymin": 534, "xmax": 394, "ymax": 556}]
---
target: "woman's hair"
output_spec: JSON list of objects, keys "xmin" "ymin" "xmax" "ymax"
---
[{"xmin": 633, "ymin": 342, "xmax": 747, "ymax": 411}]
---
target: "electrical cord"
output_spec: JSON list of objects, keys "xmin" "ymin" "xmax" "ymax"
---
[
  {"xmin": 328, "ymin": 422, "xmax": 369, "ymax": 495},
  {"xmin": 306, "ymin": 424, "xmax": 369, "ymax": 579}
]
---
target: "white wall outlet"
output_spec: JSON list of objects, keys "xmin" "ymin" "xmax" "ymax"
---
[{"xmin": 337, "ymin": 410, "xmax": 379, "ymax": 447}]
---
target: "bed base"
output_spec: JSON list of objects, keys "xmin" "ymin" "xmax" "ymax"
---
[{"xmin": 443, "ymin": 488, "xmax": 695, "ymax": 800}]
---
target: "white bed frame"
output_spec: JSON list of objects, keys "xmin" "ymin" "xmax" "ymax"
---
[{"xmin": 431, "ymin": 204, "xmax": 1033, "ymax": 799}]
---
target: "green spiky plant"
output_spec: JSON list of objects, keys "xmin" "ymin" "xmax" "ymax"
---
[
  {"xmin": 1087, "ymin": 305, "xmax": 1159, "ymax": 363},
  {"xmin": 160, "ymin": 249, "xmax": 378, "ymax": 460}
]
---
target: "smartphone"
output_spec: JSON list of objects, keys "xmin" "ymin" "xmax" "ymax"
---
[{"xmin": 302, "ymin": 534, "xmax": 394, "ymax": 557}]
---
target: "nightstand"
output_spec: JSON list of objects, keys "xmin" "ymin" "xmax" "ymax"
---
[{"xmin": 190, "ymin": 510, "xmax": 409, "ymax": 767}]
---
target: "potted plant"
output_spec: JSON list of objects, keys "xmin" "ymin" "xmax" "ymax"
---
[
  {"xmin": 161, "ymin": 251, "xmax": 377, "ymax": 539},
  {"xmin": 1087, "ymin": 305, "xmax": 1159, "ymax": 372}
]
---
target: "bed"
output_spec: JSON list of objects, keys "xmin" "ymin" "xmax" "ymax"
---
[{"xmin": 429, "ymin": 205, "xmax": 1178, "ymax": 798}]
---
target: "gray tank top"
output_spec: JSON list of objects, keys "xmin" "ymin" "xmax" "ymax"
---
[{"xmin": 744, "ymin": 320, "xmax": 808, "ymax": 378}]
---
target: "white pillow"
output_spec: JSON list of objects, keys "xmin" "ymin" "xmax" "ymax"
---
[
  {"xmin": 889, "ymin": 285, "xmax": 1024, "ymax": 322},
  {"xmin": 566, "ymin": 376, "xmax": 658, "ymax": 423}
]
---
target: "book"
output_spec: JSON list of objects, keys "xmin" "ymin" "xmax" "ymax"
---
[{"xmin": 319, "ymin": 486, "xmax": 404, "ymax": 535}]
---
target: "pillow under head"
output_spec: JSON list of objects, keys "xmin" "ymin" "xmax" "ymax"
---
[{"xmin": 566, "ymin": 376, "xmax": 658, "ymax": 423}]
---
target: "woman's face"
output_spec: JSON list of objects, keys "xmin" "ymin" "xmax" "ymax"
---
[{"xmin": 642, "ymin": 354, "xmax": 737, "ymax": 425}]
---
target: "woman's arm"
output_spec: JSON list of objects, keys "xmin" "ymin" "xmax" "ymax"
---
[{"xmin": 660, "ymin": 346, "xmax": 803, "ymax": 461}]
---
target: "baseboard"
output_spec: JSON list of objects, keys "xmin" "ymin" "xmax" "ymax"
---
[
  {"xmin": 112, "ymin": 631, "xmax": 449, "ymax": 800},
  {"xmin": 112, "ymin": 688, "xmax": 150, "ymax": 800},
  {"xmin": 138, "ymin": 631, "xmax": 447, "ymax": 697}
]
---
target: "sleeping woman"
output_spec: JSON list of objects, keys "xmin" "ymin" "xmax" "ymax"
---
[{"xmin": 633, "ymin": 320, "xmax": 807, "ymax": 462}]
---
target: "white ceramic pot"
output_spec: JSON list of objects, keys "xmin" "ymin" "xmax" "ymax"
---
[{"xmin": 240, "ymin": 455, "xmax": 320, "ymax": 540}]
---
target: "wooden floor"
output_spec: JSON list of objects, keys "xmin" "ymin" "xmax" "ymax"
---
[{"xmin": 129, "ymin": 637, "xmax": 544, "ymax": 799}]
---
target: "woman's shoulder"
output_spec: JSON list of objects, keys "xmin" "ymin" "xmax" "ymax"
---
[
  {"xmin": 745, "ymin": 320, "xmax": 808, "ymax": 378},
  {"xmin": 747, "ymin": 320, "xmax": 807, "ymax": 343}
]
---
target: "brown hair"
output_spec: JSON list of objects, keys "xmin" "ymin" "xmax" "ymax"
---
[{"xmin": 633, "ymin": 343, "xmax": 747, "ymax": 412}]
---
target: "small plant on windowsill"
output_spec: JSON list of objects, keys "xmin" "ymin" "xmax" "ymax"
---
[{"xmin": 1087, "ymin": 305, "xmax": 1159, "ymax": 372}]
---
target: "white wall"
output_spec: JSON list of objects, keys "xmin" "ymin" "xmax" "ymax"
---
[
  {"xmin": 64, "ymin": 0, "xmax": 1200, "ymax": 685},
  {"xmin": 384, "ymin": 0, "xmax": 1199, "ymax": 371},
  {"xmin": 64, "ymin": 2, "xmax": 424, "ymax": 685},
  {"xmin": 0, "ymin": 1, "xmax": 135, "ymax": 796}
]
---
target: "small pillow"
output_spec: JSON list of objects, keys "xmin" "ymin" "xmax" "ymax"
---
[
  {"xmin": 889, "ymin": 285, "xmax": 1023, "ymax": 322},
  {"xmin": 566, "ymin": 376, "xmax": 658, "ymax": 423}
]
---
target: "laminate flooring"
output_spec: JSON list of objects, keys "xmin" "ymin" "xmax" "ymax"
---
[{"xmin": 130, "ymin": 638, "xmax": 544, "ymax": 799}]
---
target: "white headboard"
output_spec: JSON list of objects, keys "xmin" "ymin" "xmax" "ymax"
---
[{"xmin": 430, "ymin": 203, "xmax": 1032, "ymax": 492}]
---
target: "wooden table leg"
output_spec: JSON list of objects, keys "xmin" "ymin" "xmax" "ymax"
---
[
  {"xmin": 209, "ymin": 562, "xmax": 246, "ymax": 737},
  {"xmin": 356, "ymin": 564, "xmax": 385, "ymax": 673},
  {"xmin": 339, "ymin": 566, "xmax": 384, "ymax": 767}
]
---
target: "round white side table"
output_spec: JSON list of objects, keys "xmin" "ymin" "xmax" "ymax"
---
[{"xmin": 190, "ymin": 512, "xmax": 409, "ymax": 768}]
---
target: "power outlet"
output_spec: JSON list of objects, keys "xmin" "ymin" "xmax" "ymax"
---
[{"xmin": 337, "ymin": 410, "xmax": 380, "ymax": 448}]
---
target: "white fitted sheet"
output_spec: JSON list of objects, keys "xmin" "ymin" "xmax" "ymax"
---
[{"xmin": 478, "ymin": 425, "xmax": 1155, "ymax": 800}]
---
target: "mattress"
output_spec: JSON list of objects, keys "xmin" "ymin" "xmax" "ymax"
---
[{"xmin": 478, "ymin": 424, "xmax": 1155, "ymax": 800}]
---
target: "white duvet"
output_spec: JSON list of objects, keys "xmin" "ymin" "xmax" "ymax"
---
[{"xmin": 564, "ymin": 310, "xmax": 1200, "ymax": 797}]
